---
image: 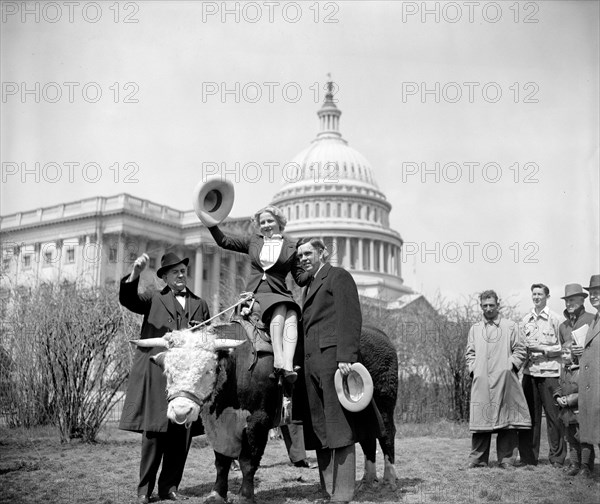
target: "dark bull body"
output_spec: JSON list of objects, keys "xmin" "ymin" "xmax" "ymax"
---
[{"xmin": 148, "ymin": 322, "xmax": 398, "ymax": 503}]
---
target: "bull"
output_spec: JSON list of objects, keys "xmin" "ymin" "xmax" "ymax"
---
[{"xmin": 132, "ymin": 321, "xmax": 398, "ymax": 504}]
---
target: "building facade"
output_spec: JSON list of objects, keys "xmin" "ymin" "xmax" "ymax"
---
[{"xmin": 1, "ymin": 83, "xmax": 416, "ymax": 313}]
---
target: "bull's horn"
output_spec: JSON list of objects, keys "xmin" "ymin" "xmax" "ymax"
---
[
  {"xmin": 129, "ymin": 338, "xmax": 169, "ymax": 348},
  {"xmin": 213, "ymin": 339, "xmax": 246, "ymax": 351}
]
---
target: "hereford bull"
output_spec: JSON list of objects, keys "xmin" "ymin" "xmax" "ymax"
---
[{"xmin": 132, "ymin": 321, "xmax": 398, "ymax": 504}]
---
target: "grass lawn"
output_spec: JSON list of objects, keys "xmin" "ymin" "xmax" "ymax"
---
[{"xmin": 1, "ymin": 420, "xmax": 598, "ymax": 504}]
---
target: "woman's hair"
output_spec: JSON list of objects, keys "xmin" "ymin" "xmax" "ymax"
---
[
  {"xmin": 254, "ymin": 205, "xmax": 287, "ymax": 231},
  {"xmin": 296, "ymin": 237, "xmax": 330, "ymax": 261}
]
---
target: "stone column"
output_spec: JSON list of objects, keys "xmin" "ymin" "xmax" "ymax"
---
[
  {"xmin": 358, "ymin": 238, "xmax": 364, "ymax": 270},
  {"xmin": 343, "ymin": 237, "xmax": 350, "ymax": 269},
  {"xmin": 331, "ymin": 237, "xmax": 339, "ymax": 266},
  {"xmin": 369, "ymin": 240, "xmax": 375, "ymax": 271},
  {"xmin": 210, "ymin": 251, "xmax": 221, "ymax": 316},
  {"xmin": 379, "ymin": 241, "xmax": 385, "ymax": 273},
  {"xmin": 194, "ymin": 247, "xmax": 204, "ymax": 297},
  {"xmin": 115, "ymin": 234, "xmax": 125, "ymax": 283}
]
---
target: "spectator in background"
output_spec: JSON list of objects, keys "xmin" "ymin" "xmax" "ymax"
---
[
  {"xmin": 553, "ymin": 341, "xmax": 595, "ymax": 476},
  {"xmin": 577, "ymin": 274, "xmax": 600, "ymax": 476},
  {"xmin": 466, "ymin": 290, "xmax": 531, "ymax": 469},
  {"xmin": 518, "ymin": 283, "xmax": 566, "ymax": 467}
]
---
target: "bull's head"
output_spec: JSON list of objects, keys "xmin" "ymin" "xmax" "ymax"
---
[{"xmin": 129, "ymin": 325, "xmax": 245, "ymax": 428}]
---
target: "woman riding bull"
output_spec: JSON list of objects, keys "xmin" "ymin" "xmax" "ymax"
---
[{"xmin": 208, "ymin": 204, "xmax": 309, "ymax": 383}]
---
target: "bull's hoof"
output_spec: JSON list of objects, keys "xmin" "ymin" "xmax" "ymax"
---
[
  {"xmin": 229, "ymin": 495, "xmax": 255, "ymax": 504},
  {"xmin": 204, "ymin": 490, "xmax": 227, "ymax": 504},
  {"xmin": 382, "ymin": 477, "xmax": 398, "ymax": 491}
]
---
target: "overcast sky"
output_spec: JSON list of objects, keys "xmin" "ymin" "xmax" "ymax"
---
[{"xmin": 1, "ymin": 0, "xmax": 599, "ymax": 314}]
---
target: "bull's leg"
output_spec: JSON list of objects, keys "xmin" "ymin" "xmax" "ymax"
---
[
  {"xmin": 359, "ymin": 438, "xmax": 378, "ymax": 485},
  {"xmin": 205, "ymin": 451, "xmax": 231, "ymax": 504},
  {"xmin": 236, "ymin": 419, "xmax": 269, "ymax": 504},
  {"xmin": 379, "ymin": 411, "xmax": 398, "ymax": 489}
]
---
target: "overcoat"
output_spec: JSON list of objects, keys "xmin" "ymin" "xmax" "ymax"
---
[
  {"xmin": 466, "ymin": 317, "xmax": 531, "ymax": 431},
  {"xmin": 301, "ymin": 262, "xmax": 383, "ymax": 450},
  {"xmin": 578, "ymin": 314, "xmax": 600, "ymax": 444},
  {"xmin": 553, "ymin": 364, "xmax": 580, "ymax": 427},
  {"xmin": 118, "ymin": 276, "xmax": 210, "ymax": 433},
  {"xmin": 208, "ymin": 226, "xmax": 308, "ymax": 319}
]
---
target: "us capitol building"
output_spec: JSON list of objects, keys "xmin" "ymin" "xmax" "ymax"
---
[{"xmin": 1, "ymin": 83, "xmax": 425, "ymax": 315}]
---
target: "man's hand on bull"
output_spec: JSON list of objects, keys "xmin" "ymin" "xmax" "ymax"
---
[{"xmin": 338, "ymin": 362, "xmax": 352, "ymax": 376}]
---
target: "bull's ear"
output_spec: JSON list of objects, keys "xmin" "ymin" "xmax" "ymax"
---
[{"xmin": 150, "ymin": 352, "xmax": 167, "ymax": 370}]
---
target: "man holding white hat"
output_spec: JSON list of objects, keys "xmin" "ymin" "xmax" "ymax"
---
[{"xmin": 296, "ymin": 237, "xmax": 382, "ymax": 504}]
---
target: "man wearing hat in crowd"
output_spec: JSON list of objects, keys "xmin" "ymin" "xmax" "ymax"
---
[
  {"xmin": 518, "ymin": 283, "xmax": 565, "ymax": 467},
  {"xmin": 296, "ymin": 237, "xmax": 383, "ymax": 504},
  {"xmin": 556, "ymin": 283, "xmax": 596, "ymax": 476},
  {"xmin": 577, "ymin": 275, "xmax": 600, "ymax": 468},
  {"xmin": 119, "ymin": 252, "xmax": 211, "ymax": 503}
]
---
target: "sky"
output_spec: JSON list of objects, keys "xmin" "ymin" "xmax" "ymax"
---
[{"xmin": 1, "ymin": 0, "xmax": 599, "ymax": 315}]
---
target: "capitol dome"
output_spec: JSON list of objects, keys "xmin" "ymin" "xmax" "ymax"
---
[{"xmin": 271, "ymin": 82, "xmax": 412, "ymax": 300}]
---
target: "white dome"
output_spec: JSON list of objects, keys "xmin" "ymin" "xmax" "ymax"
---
[{"xmin": 286, "ymin": 136, "xmax": 379, "ymax": 189}]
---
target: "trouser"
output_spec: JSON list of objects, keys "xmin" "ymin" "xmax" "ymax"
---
[
  {"xmin": 281, "ymin": 423, "xmax": 306, "ymax": 464},
  {"xmin": 565, "ymin": 423, "xmax": 595, "ymax": 469},
  {"xmin": 316, "ymin": 444, "xmax": 356, "ymax": 502},
  {"xmin": 138, "ymin": 422, "xmax": 192, "ymax": 497},
  {"xmin": 518, "ymin": 374, "xmax": 566, "ymax": 465},
  {"xmin": 469, "ymin": 430, "xmax": 518, "ymax": 466}
]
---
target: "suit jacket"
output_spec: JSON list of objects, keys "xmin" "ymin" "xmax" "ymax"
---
[
  {"xmin": 578, "ymin": 313, "xmax": 600, "ymax": 444},
  {"xmin": 301, "ymin": 262, "xmax": 361, "ymax": 361},
  {"xmin": 118, "ymin": 275, "xmax": 210, "ymax": 432},
  {"xmin": 208, "ymin": 225, "xmax": 308, "ymax": 295}
]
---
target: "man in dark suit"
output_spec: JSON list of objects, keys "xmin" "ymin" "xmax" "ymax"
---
[
  {"xmin": 296, "ymin": 237, "xmax": 376, "ymax": 504},
  {"xmin": 119, "ymin": 252, "xmax": 211, "ymax": 503}
]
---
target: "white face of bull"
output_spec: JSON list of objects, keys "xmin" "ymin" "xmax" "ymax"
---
[{"xmin": 130, "ymin": 326, "xmax": 245, "ymax": 428}]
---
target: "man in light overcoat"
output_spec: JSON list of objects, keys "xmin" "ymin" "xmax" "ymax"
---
[{"xmin": 466, "ymin": 290, "xmax": 531, "ymax": 468}]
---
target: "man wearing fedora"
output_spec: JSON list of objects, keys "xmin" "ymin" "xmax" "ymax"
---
[
  {"xmin": 119, "ymin": 252, "xmax": 211, "ymax": 503},
  {"xmin": 518, "ymin": 283, "xmax": 566, "ymax": 467},
  {"xmin": 296, "ymin": 237, "xmax": 383, "ymax": 504},
  {"xmin": 577, "ymin": 274, "xmax": 600, "ymax": 473},
  {"xmin": 557, "ymin": 283, "xmax": 596, "ymax": 475}
]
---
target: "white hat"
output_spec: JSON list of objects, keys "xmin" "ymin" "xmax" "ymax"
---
[
  {"xmin": 334, "ymin": 363, "xmax": 373, "ymax": 412},
  {"xmin": 192, "ymin": 177, "xmax": 235, "ymax": 227}
]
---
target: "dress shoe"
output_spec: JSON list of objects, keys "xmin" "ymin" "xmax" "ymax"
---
[
  {"xmin": 283, "ymin": 370, "xmax": 298, "ymax": 384},
  {"xmin": 578, "ymin": 466, "xmax": 593, "ymax": 478},
  {"xmin": 293, "ymin": 459, "xmax": 315, "ymax": 468},
  {"xmin": 137, "ymin": 496, "xmax": 149, "ymax": 504},
  {"xmin": 269, "ymin": 368, "xmax": 283, "ymax": 380},
  {"xmin": 467, "ymin": 462, "xmax": 487, "ymax": 468}
]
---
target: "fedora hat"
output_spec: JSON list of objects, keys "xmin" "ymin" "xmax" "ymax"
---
[
  {"xmin": 157, "ymin": 253, "xmax": 189, "ymax": 278},
  {"xmin": 561, "ymin": 283, "xmax": 588, "ymax": 299},
  {"xmin": 192, "ymin": 177, "xmax": 235, "ymax": 227},
  {"xmin": 584, "ymin": 274, "xmax": 600, "ymax": 291},
  {"xmin": 334, "ymin": 363, "xmax": 374, "ymax": 412}
]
